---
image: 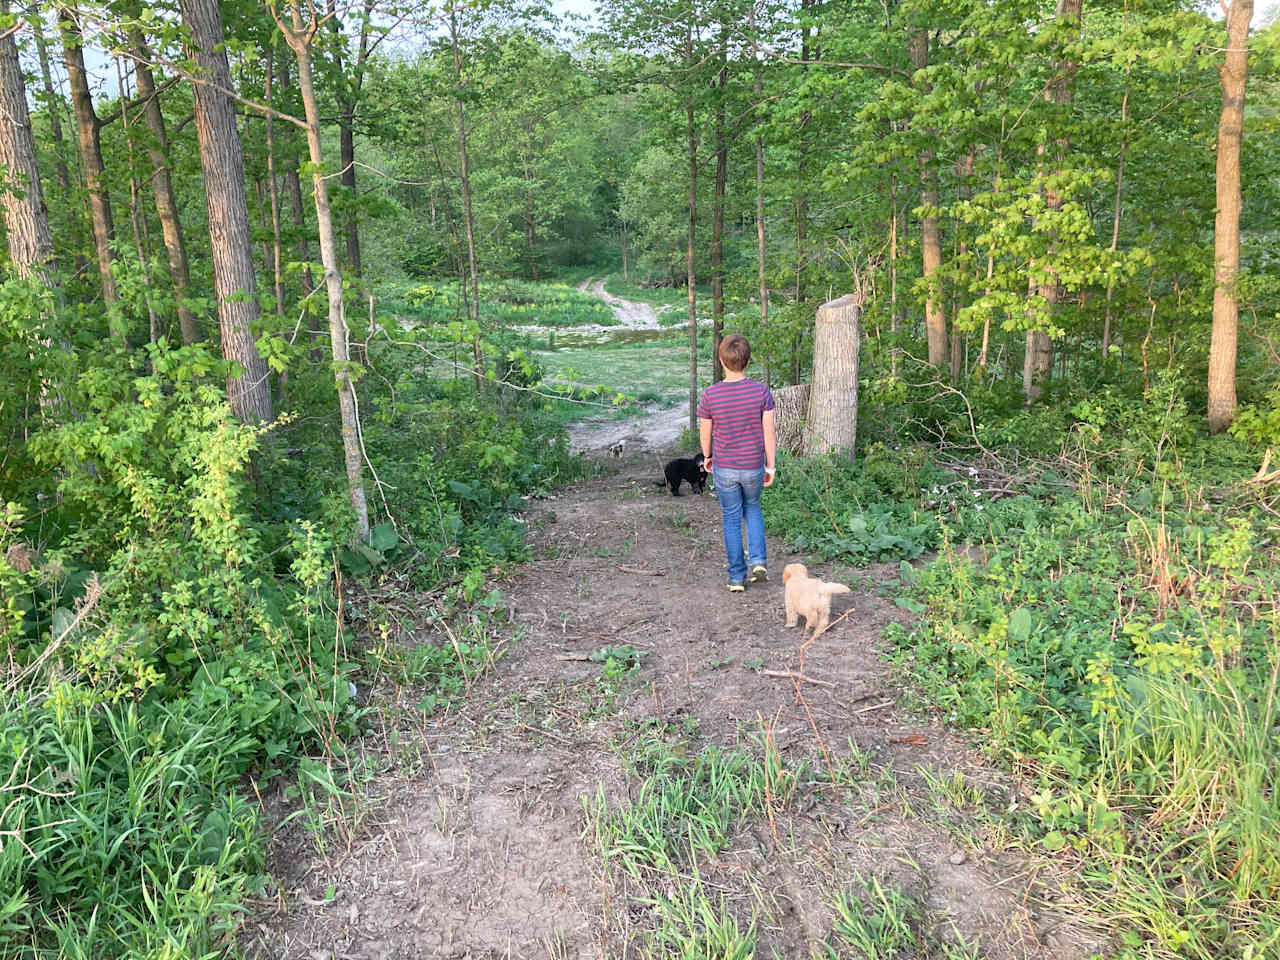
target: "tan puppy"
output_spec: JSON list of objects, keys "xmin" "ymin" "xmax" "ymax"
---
[{"xmin": 782, "ymin": 563, "xmax": 851, "ymax": 640}]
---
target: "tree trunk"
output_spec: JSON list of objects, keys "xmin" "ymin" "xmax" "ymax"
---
[
  {"xmin": 30, "ymin": 11, "xmax": 80, "ymax": 276},
  {"xmin": 711, "ymin": 37, "xmax": 727, "ymax": 384},
  {"xmin": 752, "ymin": 6, "xmax": 767, "ymax": 348},
  {"xmin": 0, "ymin": 2, "xmax": 56, "ymax": 283},
  {"xmin": 889, "ymin": 164, "xmax": 900, "ymax": 377},
  {"xmin": 277, "ymin": 52, "xmax": 322, "ymax": 358},
  {"xmin": 909, "ymin": 30, "xmax": 946, "ymax": 371},
  {"xmin": 116, "ymin": 55, "xmax": 160, "ymax": 344},
  {"xmin": 327, "ymin": 0, "xmax": 374, "ymax": 276},
  {"xmin": 686, "ymin": 89, "xmax": 698, "ymax": 434},
  {"xmin": 180, "ymin": 0, "xmax": 273, "ymax": 422},
  {"xmin": 282, "ymin": 2, "xmax": 370, "ymax": 541},
  {"xmin": 59, "ymin": 5, "xmax": 120, "ymax": 313},
  {"xmin": 265, "ymin": 57, "xmax": 286, "ymax": 320},
  {"xmin": 129, "ymin": 29, "xmax": 200, "ymax": 345},
  {"xmin": 1024, "ymin": 0, "xmax": 1083, "ymax": 402},
  {"xmin": 449, "ymin": 5, "xmax": 482, "ymax": 392},
  {"xmin": 1207, "ymin": 0, "xmax": 1253, "ymax": 433},
  {"xmin": 804, "ymin": 294, "xmax": 862, "ymax": 457}
]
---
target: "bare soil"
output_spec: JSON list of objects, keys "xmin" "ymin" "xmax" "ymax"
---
[{"xmin": 245, "ymin": 447, "xmax": 1108, "ymax": 960}]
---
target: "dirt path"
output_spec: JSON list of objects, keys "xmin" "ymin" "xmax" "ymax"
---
[
  {"xmin": 248, "ymin": 453, "xmax": 1106, "ymax": 960},
  {"xmin": 575, "ymin": 275, "xmax": 665, "ymax": 330}
]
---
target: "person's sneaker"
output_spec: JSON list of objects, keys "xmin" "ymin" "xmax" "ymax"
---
[
  {"xmin": 727, "ymin": 582, "xmax": 746, "ymax": 593},
  {"xmin": 750, "ymin": 565, "xmax": 768, "ymax": 583}
]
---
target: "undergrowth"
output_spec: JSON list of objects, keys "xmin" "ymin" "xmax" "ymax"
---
[{"xmin": 767, "ymin": 368, "xmax": 1280, "ymax": 958}]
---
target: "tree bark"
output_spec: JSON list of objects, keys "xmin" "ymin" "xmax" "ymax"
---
[
  {"xmin": 281, "ymin": 1, "xmax": 370, "ymax": 542},
  {"xmin": 1207, "ymin": 0, "xmax": 1253, "ymax": 433},
  {"xmin": 180, "ymin": 0, "xmax": 273, "ymax": 422},
  {"xmin": 116, "ymin": 55, "xmax": 160, "ymax": 343},
  {"xmin": 128, "ymin": 29, "xmax": 200, "ymax": 345},
  {"xmin": 908, "ymin": 29, "xmax": 946, "ymax": 371},
  {"xmin": 327, "ymin": 0, "xmax": 374, "ymax": 276},
  {"xmin": 711, "ymin": 33, "xmax": 727, "ymax": 384},
  {"xmin": 752, "ymin": 6, "xmax": 767, "ymax": 347},
  {"xmin": 265, "ymin": 57, "xmax": 285, "ymax": 320},
  {"xmin": 804, "ymin": 294, "xmax": 862, "ymax": 457},
  {"xmin": 686, "ymin": 88, "xmax": 698, "ymax": 434},
  {"xmin": 0, "ymin": 3, "xmax": 56, "ymax": 283},
  {"xmin": 448, "ymin": 4, "xmax": 482, "ymax": 391},
  {"xmin": 59, "ymin": 5, "xmax": 119, "ymax": 313},
  {"xmin": 29, "ymin": 11, "xmax": 81, "ymax": 276}
]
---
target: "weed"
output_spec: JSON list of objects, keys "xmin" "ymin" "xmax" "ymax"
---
[{"xmin": 825, "ymin": 873, "xmax": 923, "ymax": 959}]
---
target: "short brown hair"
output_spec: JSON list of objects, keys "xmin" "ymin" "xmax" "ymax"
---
[{"xmin": 719, "ymin": 334, "xmax": 751, "ymax": 372}]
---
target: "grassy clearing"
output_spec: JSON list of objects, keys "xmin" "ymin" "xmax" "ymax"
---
[{"xmin": 386, "ymin": 278, "xmax": 617, "ymax": 328}]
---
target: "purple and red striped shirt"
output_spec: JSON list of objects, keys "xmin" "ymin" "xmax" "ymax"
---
[{"xmin": 697, "ymin": 378, "xmax": 775, "ymax": 469}]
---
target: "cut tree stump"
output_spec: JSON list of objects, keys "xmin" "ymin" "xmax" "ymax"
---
[{"xmin": 804, "ymin": 293, "xmax": 862, "ymax": 457}]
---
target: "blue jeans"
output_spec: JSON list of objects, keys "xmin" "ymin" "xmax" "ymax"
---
[{"xmin": 713, "ymin": 467, "xmax": 766, "ymax": 584}]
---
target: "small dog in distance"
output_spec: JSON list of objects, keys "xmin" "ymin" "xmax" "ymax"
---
[
  {"xmin": 656, "ymin": 453, "xmax": 706, "ymax": 496},
  {"xmin": 608, "ymin": 440, "xmax": 625, "ymax": 458},
  {"xmin": 782, "ymin": 563, "xmax": 851, "ymax": 640}
]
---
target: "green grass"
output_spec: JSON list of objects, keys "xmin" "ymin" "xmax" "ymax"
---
[{"xmin": 387, "ymin": 278, "xmax": 617, "ymax": 328}]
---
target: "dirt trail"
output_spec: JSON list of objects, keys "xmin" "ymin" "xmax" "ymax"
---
[
  {"xmin": 566, "ymin": 278, "xmax": 688, "ymax": 456},
  {"xmin": 575, "ymin": 275, "xmax": 665, "ymax": 330},
  {"xmin": 248, "ymin": 453, "xmax": 1107, "ymax": 960}
]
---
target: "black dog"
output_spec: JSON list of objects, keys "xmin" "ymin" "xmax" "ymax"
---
[{"xmin": 656, "ymin": 453, "xmax": 706, "ymax": 496}]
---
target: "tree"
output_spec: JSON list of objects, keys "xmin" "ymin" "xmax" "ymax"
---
[
  {"xmin": 1207, "ymin": 0, "xmax": 1254, "ymax": 433},
  {"xmin": 0, "ymin": 4, "xmax": 56, "ymax": 283},
  {"xmin": 179, "ymin": 0, "xmax": 273, "ymax": 422},
  {"xmin": 276, "ymin": 0, "xmax": 371, "ymax": 542},
  {"xmin": 59, "ymin": 5, "xmax": 120, "ymax": 313},
  {"xmin": 128, "ymin": 27, "xmax": 200, "ymax": 344},
  {"xmin": 908, "ymin": 27, "xmax": 947, "ymax": 372}
]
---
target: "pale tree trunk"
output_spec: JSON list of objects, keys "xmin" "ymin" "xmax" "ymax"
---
[
  {"xmin": 59, "ymin": 6, "xmax": 120, "ymax": 314},
  {"xmin": 908, "ymin": 29, "xmax": 947, "ymax": 371},
  {"xmin": 951, "ymin": 149, "xmax": 975, "ymax": 382},
  {"xmin": 751, "ymin": 6, "xmax": 767, "ymax": 343},
  {"xmin": 448, "ymin": 4, "xmax": 482, "ymax": 391},
  {"xmin": 1024, "ymin": 0, "xmax": 1083, "ymax": 403},
  {"xmin": 889, "ymin": 166, "xmax": 900, "ymax": 376},
  {"xmin": 277, "ymin": 51, "xmax": 322, "ymax": 358},
  {"xmin": 1208, "ymin": 0, "xmax": 1253, "ymax": 434},
  {"xmin": 711, "ymin": 33, "xmax": 727, "ymax": 384},
  {"xmin": 179, "ymin": 0, "xmax": 273, "ymax": 422},
  {"xmin": 804, "ymin": 294, "xmax": 862, "ymax": 457},
  {"xmin": 279, "ymin": 1, "xmax": 371, "ymax": 542},
  {"xmin": 686, "ymin": 89, "xmax": 698, "ymax": 434},
  {"xmin": 0, "ymin": 3, "xmax": 56, "ymax": 283},
  {"xmin": 265, "ymin": 57, "xmax": 285, "ymax": 320},
  {"xmin": 129, "ymin": 29, "xmax": 200, "ymax": 345},
  {"xmin": 1102, "ymin": 84, "xmax": 1127, "ymax": 362}
]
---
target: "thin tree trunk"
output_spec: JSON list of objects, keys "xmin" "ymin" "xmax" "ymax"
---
[
  {"xmin": 180, "ymin": 0, "xmax": 273, "ymax": 422},
  {"xmin": 951, "ymin": 149, "xmax": 975, "ymax": 382},
  {"xmin": 448, "ymin": 5, "xmax": 482, "ymax": 392},
  {"xmin": 889, "ymin": 165, "xmax": 899, "ymax": 377},
  {"xmin": 128, "ymin": 29, "xmax": 200, "ymax": 345},
  {"xmin": 281, "ymin": 1, "xmax": 370, "ymax": 541},
  {"xmin": 327, "ymin": 0, "xmax": 374, "ymax": 276},
  {"xmin": 30, "ymin": 10, "xmax": 81, "ymax": 276},
  {"xmin": 686, "ymin": 88, "xmax": 698, "ymax": 433},
  {"xmin": 116, "ymin": 55, "xmax": 160, "ymax": 343},
  {"xmin": 711, "ymin": 33, "xmax": 727, "ymax": 384},
  {"xmin": 1207, "ymin": 0, "xmax": 1253, "ymax": 433},
  {"xmin": 265, "ymin": 57, "xmax": 285, "ymax": 320},
  {"xmin": 0, "ymin": 1, "xmax": 56, "ymax": 284},
  {"xmin": 752, "ymin": 5, "xmax": 767, "ymax": 349},
  {"xmin": 277, "ymin": 51, "xmax": 322, "ymax": 358},
  {"xmin": 909, "ymin": 29, "xmax": 947, "ymax": 371},
  {"xmin": 1025, "ymin": 0, "xmax": 1083, "ymax": 402},
  {"xmin": 59, "ymin": 5, "xmax": 120, "ymax": 314}
]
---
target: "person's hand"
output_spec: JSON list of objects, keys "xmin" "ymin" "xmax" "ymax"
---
[
  {"xmin": 702, "ymin": 456, "xmax": 712, "ymax": 472},
  {"xmin": 763, "ymin": 466, "xmax": 775, "ymax": 487}
]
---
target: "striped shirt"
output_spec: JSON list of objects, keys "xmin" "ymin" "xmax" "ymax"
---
[{"xmin": 696, "ymin": 378, "xmax": 775, "ymax": 469}]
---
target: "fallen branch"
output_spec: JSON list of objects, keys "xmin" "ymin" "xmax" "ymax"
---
[
  {"xmin": 761, "ymin": 670, "xmax": 836, "ymax": 689},
  {"xmin": 617, "ymin": 565, "xmax": 664, "ymax": 576}
]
